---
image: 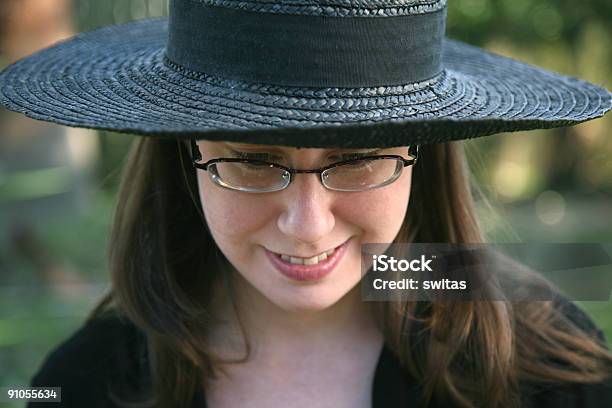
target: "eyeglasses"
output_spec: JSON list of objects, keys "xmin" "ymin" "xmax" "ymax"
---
[{"xmin": 190, "ymin": 139, "xmax": 418, "ymax": 193}]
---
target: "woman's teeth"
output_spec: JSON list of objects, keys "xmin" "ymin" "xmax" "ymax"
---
[{"xmin": 280, "ymin": 248, "xmax": 335, "ymax": 265}]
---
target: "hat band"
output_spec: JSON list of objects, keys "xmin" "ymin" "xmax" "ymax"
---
[{"xmin": 166, "ymin": 1, "xmax": 447, "ymax": 88}]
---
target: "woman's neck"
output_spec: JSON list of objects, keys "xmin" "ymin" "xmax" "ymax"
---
[{"xmin": 206, "ymin": 269, "xmax": 383, "ymax": 359}]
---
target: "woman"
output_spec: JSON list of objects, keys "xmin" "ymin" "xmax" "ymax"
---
[{"xmin": 1, "ymin": 0, "xmax": 611, "ymax": 407}]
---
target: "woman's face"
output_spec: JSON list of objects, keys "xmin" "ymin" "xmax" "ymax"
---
[{"xmin": 195, "ymin": 140, "xmax": 413, "ymax": 313}]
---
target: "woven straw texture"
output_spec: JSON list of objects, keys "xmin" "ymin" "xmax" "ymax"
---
[
  {"xmin": 0, "ymin": 18, "xmax": 610, "ymax": 148},
  {"xmin": 185, "ymin": 0, "xmax": 448, "ymax": 16}
]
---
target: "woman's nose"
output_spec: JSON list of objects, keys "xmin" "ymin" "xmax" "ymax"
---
[{"xmin": 276, "ymin": 172, "xmax": 336, "ymax": 246}]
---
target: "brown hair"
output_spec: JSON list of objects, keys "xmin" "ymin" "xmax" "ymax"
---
[{"xmin": 90, "ymin": 136, "xmax": 612, "ymax": 407}]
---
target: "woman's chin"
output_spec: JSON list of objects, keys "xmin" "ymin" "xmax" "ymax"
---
[
  {"xmin": 273, "ymin": 297, "xmax": 343, "ymax": 314},
  {"xmin": 267, "ymin": 283, "xmax": 359, "ymax": 314}
]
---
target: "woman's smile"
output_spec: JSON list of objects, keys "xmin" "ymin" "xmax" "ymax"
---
[
  {"xmin": 265, "ymin": 238, "xmax": 349, "ymax": 263},
  {"xmin": 264, "ymin": 238, "xmax": 352, "ymax": 282}
]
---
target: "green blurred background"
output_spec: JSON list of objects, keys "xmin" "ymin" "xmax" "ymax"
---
[{"xmin": 0, "ymin": 0, "xmax": 610, "ymax": 404}]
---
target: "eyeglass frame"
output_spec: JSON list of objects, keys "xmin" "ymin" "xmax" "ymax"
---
[{"xmin": 189, "ymin": 139, "xmax": 419, "ymax": 193}]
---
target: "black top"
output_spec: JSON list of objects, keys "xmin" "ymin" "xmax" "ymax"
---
[{"xmin": 28, "ymin": 299, "xmax": 612, "ymax": 408}]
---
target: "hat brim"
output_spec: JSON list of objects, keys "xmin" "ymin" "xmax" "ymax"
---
[{"xmin": 0, "ymin": 18, "xmax": 610, "ymax": 148}]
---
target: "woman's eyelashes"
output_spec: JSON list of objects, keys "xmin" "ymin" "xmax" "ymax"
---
[
  {"xmin": 332, "ymin": 150, "xmax": 381, "ymax": 161},
  {"xmin": 232, "ymin": 150, "xmax": 276, "ymax": 160}
]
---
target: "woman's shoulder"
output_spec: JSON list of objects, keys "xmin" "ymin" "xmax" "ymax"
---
[
  {"xmin": 523, "ymin": 380, "xmax": 612, "ymax": 408},
  {"xmin": 28, "ymin": 310, "xmax": 151, "ymax": 407},
  {"xmin": 550, "ymin": 294, "xmax": 607, "ymax": 342},
  {"xmin": 519, "ymin": 295, "xmax": 612, "ymax": 408}
]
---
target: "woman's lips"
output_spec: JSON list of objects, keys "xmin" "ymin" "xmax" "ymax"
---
[{"xmin": 265, "ymin": 239, "xmax": 350, "ymax": 282}]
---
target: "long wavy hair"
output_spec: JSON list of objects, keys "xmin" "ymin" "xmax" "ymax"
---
[{"xmin": 90, "ymin": 136, "xmax": 612, "ymax": 407}]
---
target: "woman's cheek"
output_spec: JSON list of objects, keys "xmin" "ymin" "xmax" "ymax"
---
[
  {"xmin": 199, "ymin": 183, "xmax": 274, "ymax": 242},
  {"xmin": 343, "ymin": 183, "xmax": 410, "ymax": 242}
]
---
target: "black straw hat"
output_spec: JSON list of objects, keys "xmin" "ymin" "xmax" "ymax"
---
[{"xmin": 0, "ymin": 0, "xmax": 610, "ymax": 148}]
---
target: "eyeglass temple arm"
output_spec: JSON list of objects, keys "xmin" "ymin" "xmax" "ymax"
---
[
  {"xmin": 191, "ymin": 139, "xmax": 202, "ymax": 162},
  {"xmin": 408, "ymin": 144, "xmax": 419, "ymax": 162}
]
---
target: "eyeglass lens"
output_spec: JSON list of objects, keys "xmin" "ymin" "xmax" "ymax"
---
[
  {"xmin": 209, "ymin": 162, "xmax": 290, "ymax": 192},
  {"xmin": 322, "ymin": 158, "xmax": 403, "ymax": 191},
  {"xmin": 208, "ymin": 157, "xmax": 405, "ymax": 192}
]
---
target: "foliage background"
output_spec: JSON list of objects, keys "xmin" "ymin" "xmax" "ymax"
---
[{"xmin": 0, "ymin": 1, "xmax": 610, "ymax": 405}]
